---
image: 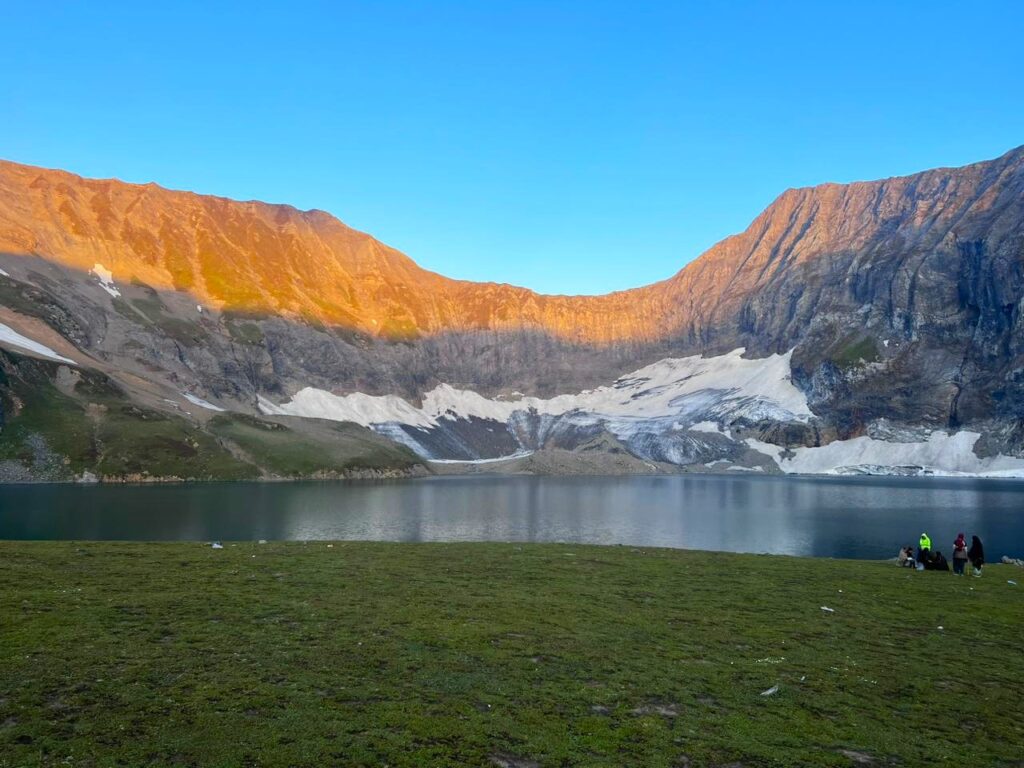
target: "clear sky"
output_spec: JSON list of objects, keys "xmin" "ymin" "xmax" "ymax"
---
[{"xmin": 3, "ymin": 2, "xmax": 1022, "ymax": 295}]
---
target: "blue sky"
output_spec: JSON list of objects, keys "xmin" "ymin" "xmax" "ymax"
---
[{"xmin": 3, "ymin": 2, "xmax": 1022, "ymax": 295}]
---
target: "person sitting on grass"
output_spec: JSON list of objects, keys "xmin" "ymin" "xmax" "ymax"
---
[
  {"xmin": 968, "ymin": 535, "xmax": 985, "ymax": 577},
  {"xmin": 916, "ymin": 543, "xmax": 930, "ymax": 570},
  {"xmin": 897, "ymin": 546, "xmax": 915, "ymax": 567},
  {"xmin": 928, "ymin": 550, "xmax": 951, "ymax": 572}
]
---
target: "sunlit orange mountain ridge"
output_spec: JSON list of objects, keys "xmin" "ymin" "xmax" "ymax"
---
[
  {"xmin": 3, "ymin": 147, "xmax": 1023, "ymax": 352},
  {"xmin": 0, "ymin": 158, "xmax": 676, "ymax": 343}
]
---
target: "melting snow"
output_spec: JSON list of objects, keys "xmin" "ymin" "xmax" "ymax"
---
[
  {"xmin": 690, "ymin": 420, "xmax": 723, "ymax": 434},
  {"xmin": 428, "ymin": 451, "xmax": 535, "ymax": 465},
  {"xmin": 0, "ymin": 323, "xmax": 75, "ymax": 364},
  {"xmin": 0, "ymin": 267, "xmax": 9, "ymax": 277},
  {"xmin": 183, "ymin": 393, "xmax": 225, "ymax": 412},
  {"xmin": 748, "ymin": 431, "xmax": 1024, "ymax": 478},
  {"xmin": 256, "ymin": 347, "xmax": 1024, "ymax": 477},
  {"xmin": 91, "ymin": 263, "xmax": 120, "ymax": 298},
  {"xmin": 261, "ymin": 348, "xmax": 811, "ymax": 429}
]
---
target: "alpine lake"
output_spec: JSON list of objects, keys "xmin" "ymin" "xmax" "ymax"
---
[{"xmin": 2, "ymin": 473, "xmax": 1022, "ymax": 559}]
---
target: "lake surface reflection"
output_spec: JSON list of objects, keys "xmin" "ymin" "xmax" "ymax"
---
[{"xmin": 1, "ymin": 474, "xmax": 1022, "ymax": 559}]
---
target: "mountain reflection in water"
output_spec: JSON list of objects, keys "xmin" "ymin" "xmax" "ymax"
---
[{"xmin": 1, "ymin": 474, "xmax": 1021, "ymax": 560}]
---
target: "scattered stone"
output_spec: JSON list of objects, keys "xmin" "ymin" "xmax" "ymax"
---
[
  {"xmin": 1001, "ymin": 556, "xmax": 1023, "ymax": 567},
  {"xmin": 631, "ymin": 703, "xmax": 678, "ymax": 717},
  {"xmin": 489, "ymin": 753, "xmax": 539, "ymax": 768},
  {"xmin": 838, "ymin": 748, "xmax": 876, "ymax": 764},
  {"xmin": 590, "ymin": 705, "xmax": 610, "ymax": 715}
]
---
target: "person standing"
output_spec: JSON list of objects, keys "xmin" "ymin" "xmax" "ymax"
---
[
  {"xmin": 952, "ymin": 533, "xmax": 969, "ymax": 575},
  {"xmin": 968, "ymin": 535, "xmax": 985, "ymax": 577}
]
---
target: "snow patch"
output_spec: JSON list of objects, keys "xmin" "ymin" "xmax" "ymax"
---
[
  {"xmin": 747, "ymin": 431, "xmax": 1024, "ymax": 477},
  {"xmin": 429, "ymin": 451, "xmax": 535, "ymax": 465},
  {"xmin": 0, "ymin": 323, "xmax": 75, "ymax": 364},
  {"xmin": 261, "ymin": 348, "xmax": 811, "ymax": 432},
  {"xmin": 690, "ymin": 420, "xmax": 723, "ymax": 434},
  {"xmin": 0, "ymin": 267, "xmax": 9, "ymax": 277},
  {"xmin": 91, "ymin": 263, "xmax": 120, "ymax": 297},
  {"xmin": 182, "ymin": 393, "xmax": 225, "ymax": 412}
]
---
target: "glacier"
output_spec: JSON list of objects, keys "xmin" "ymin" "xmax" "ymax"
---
[{"xmin": 258, "ymin": 348, "xmax": 1024, "ymax": 477}]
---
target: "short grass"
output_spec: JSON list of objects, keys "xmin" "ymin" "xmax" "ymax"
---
[
  {"xmin": 0, "ymin": 366, "xmax": 256, "ymax": 481},
  {"xmin": 1, "ymin": 352, "xmax": 412, "ymax": 481},
  {"xmin": 829, "ymin": 335, "xmax": 880, "ymax": 370},
  {"xmin": 206, "ymin": 414, "xmax": 419, "ymax": 477},
  {"xmin": 1, "ymin": 543, "xmax": 1021, "ymax": 767}
]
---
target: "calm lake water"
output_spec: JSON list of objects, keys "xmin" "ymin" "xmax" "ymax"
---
[{"xmin": 0, "ymin": 474, "xmax": 1022, "ymax": 559}]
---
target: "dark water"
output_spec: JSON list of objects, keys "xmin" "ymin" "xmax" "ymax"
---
[{"xmin": 0, "ymin": 474, "xmax": 1022, "ymax": 559}]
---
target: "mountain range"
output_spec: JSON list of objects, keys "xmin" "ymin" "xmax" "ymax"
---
[{"xmin": 1, "ymin": 146, "xmax": 1022, "ymax": 481}]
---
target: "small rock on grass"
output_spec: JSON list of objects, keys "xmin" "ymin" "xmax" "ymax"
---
[{"xmin": 489, "ymin": 753, "xmax": 539, "ymax": 768}]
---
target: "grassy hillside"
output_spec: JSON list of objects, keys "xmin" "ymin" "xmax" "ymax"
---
[
  {"xmin": 0, "ymin": 350, "xmax": 422, "ymax": 481},
  {"xmin": 1, "ymin": 542, "xmax": 1021, "ymax": 767}
]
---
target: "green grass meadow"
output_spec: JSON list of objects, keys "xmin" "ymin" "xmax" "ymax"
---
[{"xmin": 1, "ymin": 542, "xmax": 1022, "ymax": 766}]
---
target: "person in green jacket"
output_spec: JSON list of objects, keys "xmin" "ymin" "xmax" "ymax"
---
[{"xmin": 916, "ymin": 532, "xmax": 932, "ymax": 570}]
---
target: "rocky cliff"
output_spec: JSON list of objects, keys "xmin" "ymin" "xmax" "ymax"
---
[{"xmin": 0, "ymin": 146, "xmax": 1022, "ymax": 478}]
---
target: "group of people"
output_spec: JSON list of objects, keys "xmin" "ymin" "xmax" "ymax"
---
[{"xmin": 897, "ymin": 532, "xmax": 985, "ymax": 576}]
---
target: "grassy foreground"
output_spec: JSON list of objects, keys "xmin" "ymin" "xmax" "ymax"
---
[{"xmin": 1, "ymin": 543, "xmax": 1022, "ymax": 767}]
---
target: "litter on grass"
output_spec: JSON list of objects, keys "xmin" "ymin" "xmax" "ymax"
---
[
  {"xmin": 820, "ymin": 606, "xmax": 835, "ymax": 613},
  {"xmin": 211, "ymin": 542, "xmax": 224, "ymax": 549},
  {"xmin": 760, "ymin": 685, "xmax": 780, "ymax": 697}
]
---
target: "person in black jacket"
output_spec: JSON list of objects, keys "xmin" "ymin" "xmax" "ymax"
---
[{"xmin": 968, "ymin": 535, "xmax": 985, "ymax": 577}]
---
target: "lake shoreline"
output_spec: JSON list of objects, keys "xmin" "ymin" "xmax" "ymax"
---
[{"xmin": 5, "ymin": 464, "xmax": 1024, "ymax": 486}]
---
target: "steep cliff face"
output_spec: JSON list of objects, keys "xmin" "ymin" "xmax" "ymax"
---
[
  {"xmin": 0, "ymin": 147, "xmax": 1022, "ymax": 478},
  {"xmin": 3, "ymin": 147, "xmax": 1022, "ymax": 351}
]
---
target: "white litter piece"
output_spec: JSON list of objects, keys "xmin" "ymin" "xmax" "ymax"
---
[
  {"xmin": 937, "ymin": 626, "xmax": 944, "ymax": 630},
  {"xmin": 211, "ymin": 542, "xmax": 223, "ymax": 549},
  {"xmin": 1009, "ymin": 580, "xmax": 1018, "ymax": 586},
  {"xmin": 760, "ymin": 685, "xmax": 780, "ymax": 697},
  {"xmin": 258, "ymin": 539, "xmax": 267, "ymax": 544},
  {"xmin": 820, "ymin": 606, "xmax": 835, "ymax": 613}
]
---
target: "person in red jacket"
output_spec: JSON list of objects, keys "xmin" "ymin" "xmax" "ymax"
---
[{"xmin": 952, "ymin": 533, "xmax": 969, "ymax": 575}]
